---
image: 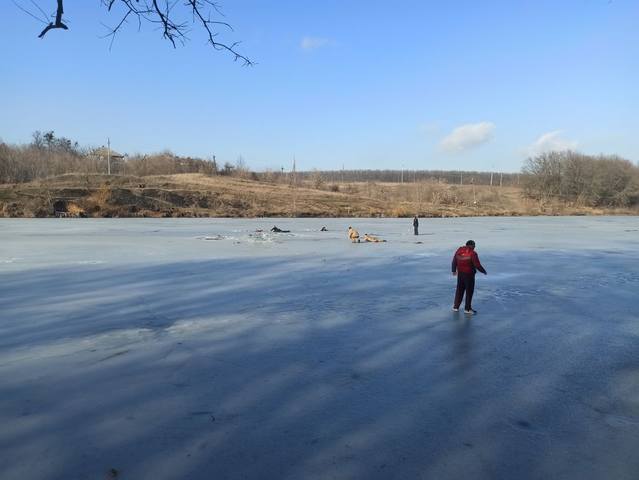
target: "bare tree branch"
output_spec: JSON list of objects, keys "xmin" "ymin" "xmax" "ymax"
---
[
  {"xmin": 187, "ymin": 0, "xmax": 252, "ymax": 64},
  {"xmin": 100, "ymin": 9, "xmax": 133, "ymax": 51},
  {"xmin": 25, "ymin": 0, "xmax": 253, "ymax": 64},
  {"xmin": 38, "ymin": 0, "xmax": 68, "ymax": 38},
  {"xmin": 13, "ymin": 1, "xmax": 48, "ymax": 25},
  {"xmin": 30, "ymin": 0, "xmax": 50, "ymax": 21}
]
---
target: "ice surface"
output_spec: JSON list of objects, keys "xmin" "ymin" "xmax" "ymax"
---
[{"xmin": 1, "ymin": 217, "xmax": 639, "ymax": 479}]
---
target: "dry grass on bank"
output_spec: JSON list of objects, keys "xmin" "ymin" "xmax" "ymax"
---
[{"xmin": 0, "ymin": 173, "xmax": 636, "ymax": 218}]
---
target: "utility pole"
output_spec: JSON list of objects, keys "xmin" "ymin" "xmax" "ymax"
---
[
  {"xmin": 460, "ymin": 172, "xmax": 463, "ymax": 186},
  {"xmin": 490, "ymin": 171, "xmax": 494, "ymax": 187},
  {"xmin": 292, "ymin": 156, "xmax": 297, "ymax": 216},
  {"xmin": 292, "ymin": 156, "xmax": 296, "ymax": 184},
  {"xmin": 500, "ymin": 173, "xmax": 503, "ymax": 187},
  {"xmin": 471, "ymin": 177, "xmax": 477, "ymax": 205},
  {"xmin": 107, "ymin": 138, "xmax": 111, "ymax": 175}
]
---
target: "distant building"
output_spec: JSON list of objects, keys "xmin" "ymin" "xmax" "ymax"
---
[{"xmin": 90, "ymin": 146, "xmax": 126, "ymax": 174}]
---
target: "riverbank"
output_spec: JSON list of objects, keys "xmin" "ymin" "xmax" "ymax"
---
[{"xmin": 1, "ymin": 173, "xmax": 636, "ymax": 218}]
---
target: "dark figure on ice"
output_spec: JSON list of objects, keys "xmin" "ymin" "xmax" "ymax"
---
[
  {"xmin": 271, "ymin": 226, "xmax": 290, "ymax": 233},
  {"xmin": 413, "ymin": 215, "xmax": 419, "ymax": 235},
  {"xmin": 452, "ymin": 240, "xmax": 487, "ymax": 315},
  {"xmin": 320, "ymin": 226, "xmax": 328, "ymax": 231}
]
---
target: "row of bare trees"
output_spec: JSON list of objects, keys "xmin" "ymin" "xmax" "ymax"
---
[
  {"xmin": 0, "ymin": 131, "xmax": 85, "ymax": 183},
  {"xmin": 522, "ymin": 151, "xmax": 639, "ymax": 207},
  {"xmin": 294, "ymin": 169, "xmax": 520, "ymax": 186},
  {"xmin": 0, "ymin": 132, "xmax": 237, "ymax": 183},
  {"xmin": 124, "ymin": 152, "xmax": 217, "ymax": 177},
  {"xmin": 3, "ymin": 133, "xmax": 637, "ymax": 210}
]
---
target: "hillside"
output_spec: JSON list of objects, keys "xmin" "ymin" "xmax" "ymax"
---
[{"xmin": 0, "ymin": 173, "xmax": 635, "ymax": 218}]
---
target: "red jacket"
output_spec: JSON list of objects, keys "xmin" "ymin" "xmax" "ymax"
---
[{"xmin": 452, "ymin": 246, "xmax": 487, "ymax": 275}]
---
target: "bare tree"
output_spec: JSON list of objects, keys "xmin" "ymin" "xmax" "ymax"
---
[
  {"xmin": 18, "ymin": 0, "xmax": 252, "ymax": 64},
  {"xmin": 522, "ymin": 150, "xmax": 639, "ymax": 207}
]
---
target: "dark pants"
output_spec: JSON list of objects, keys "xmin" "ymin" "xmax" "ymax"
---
[
  {"xmin": 414, "ymin": 226, "xmax": 418, "ymax": 235},
  {"xmin": 454, "ymin": 272, "xmax": 475, "ymax": 311}
]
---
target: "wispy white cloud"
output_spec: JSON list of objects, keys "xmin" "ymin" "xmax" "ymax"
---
[
  {"xmin": 300, "ymin": 36, "xmax": 332, "ymax": 50},
  {"xmin": 527, "ymin": 131, "xmax": 578, "ymax": 156},
  {"xmin": 440, "ymin": 122, "xmax": 495, "ymax": 152}
]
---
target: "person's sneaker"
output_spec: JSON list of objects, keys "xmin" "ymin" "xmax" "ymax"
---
[
  {"xmin": 452, "ymin": 307, "xmax": 459, "ymax": 312},
  {"xmin": 464, "ymin": 309, "xmax": 477, "ymax": 315}
]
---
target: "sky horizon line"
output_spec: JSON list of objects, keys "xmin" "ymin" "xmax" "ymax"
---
[{"xmin": 5, "ymin": 129, "xmax": 634, "ymax": 175}]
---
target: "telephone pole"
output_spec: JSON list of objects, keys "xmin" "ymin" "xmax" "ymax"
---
[
  {"xmin": 107, "ymin": 138, "xmax": 111, "ymax": 175},
  {"xmin": 292, "ymin": 156, "xmax": 296, "ymax": 184},
  {"xmin": 292, "ymin": 156, "xmax": 297, "ymax": 216}
]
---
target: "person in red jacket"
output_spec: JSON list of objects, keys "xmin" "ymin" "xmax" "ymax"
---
[{"xmin": 452, "ymin": 240, "xmax": 487, "ymax": 314}]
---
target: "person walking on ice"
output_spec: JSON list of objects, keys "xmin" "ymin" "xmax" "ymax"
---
[
  {"xmin": 452, "ymin": 240, "xmax": 487, "ymax": 314},
  {"xmin": 413, "ymin": 215, "xmax": 419, "ymax": 235}
]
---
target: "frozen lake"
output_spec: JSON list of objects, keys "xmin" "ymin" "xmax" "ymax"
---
[{"xmin": 1, "ymin": 217, "xmax": 639, "ymax": 479}]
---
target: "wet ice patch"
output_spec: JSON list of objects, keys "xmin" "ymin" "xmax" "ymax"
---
[
  {"xmin": 481, "ymin": 272, "xmax": 522, "ymax": 281},
  {"xmin": 604, "ymin": 414, "xmax": 639, "ymax": 428},
  {"xmin": 0, "ymin": 257, "xmax": 22, "ymax": 264},
  {"xmin": 197, "ymin": 235, "xmax": 225, "ymax": 241},
  {"xmin": 492, "ymin": 286, "xmax": 544, "ymax": 301},
  {"xmin": 575, "ymin": 271, "xmax": 639, "ymax": 288},
  {"xmin": 246, "ymin": 232, "xmax": 278, "ymax": 243}
]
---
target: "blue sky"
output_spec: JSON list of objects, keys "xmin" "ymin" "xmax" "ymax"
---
[{"xmin": 1, "ymin": 0, "xmax": 637, "ymax": 172}]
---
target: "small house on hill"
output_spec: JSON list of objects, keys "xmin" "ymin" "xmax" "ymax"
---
[{"xmin": 90, "ymin": 146, "xmax": 126, "ymax": 174}]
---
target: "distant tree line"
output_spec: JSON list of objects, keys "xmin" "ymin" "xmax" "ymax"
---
[
  {"xmin": 0, "ymin": 131, "xmax": 85, "ymax": 183},
  {"xmin": 4, "ymin": 133, "xmax": 637, "ymax": 211},
  {"xmin": 522, "ymin": 151, "xmax": 639, "ymax": 207},
  {"xmin": 0, "ymin": 132, "xmax": 223, "ymax": 183},
  {"xmin": 294, "ymin": 169, "xmax": 520, "ymax": 186},
  {"xmin": 124, "ymin": 152, "xmax": 218, "ymax": 177},
  {"xmin": 0, "ymin": 132, "xmax": 520, "ymax": 187}
]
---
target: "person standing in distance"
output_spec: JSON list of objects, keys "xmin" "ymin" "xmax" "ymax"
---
[
  {"xmin": 413, "ymin": 215, "xmax": 419, "ymax": 235},
  {"xmin": 452, "ymin": 240, "xmax": 487, "ymax": 314}
]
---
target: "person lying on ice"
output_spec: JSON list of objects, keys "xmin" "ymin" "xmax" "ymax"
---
[
  {"xmin": 270, "ymin": 226, "xmax": 290, "ymax": 233},
  {"xmin": 363, "ymin": 233, "xmax": 386, "ymax": 243},
  {"xmin": 451, "ymin": 240, "xmax": 487, "ymax": 315}
]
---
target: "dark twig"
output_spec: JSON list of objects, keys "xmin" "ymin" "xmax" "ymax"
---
[
  {"xmin": 100, "ymin": 8, "xmax": 133, "ymax": 51},
  {"xmin": 187, "ymin": 0, "xmax": 252, "ymax": 64},
  {"xmin": 29, "ymin": 0, "xmax": 49, "ymax": 21},
  {"xmin": 13, "ymin": 1, "xmax": 47, "ymax": 24},
  {"xmin": 38, "ymin": 0, "xmax": 68, "ymax": 37}
]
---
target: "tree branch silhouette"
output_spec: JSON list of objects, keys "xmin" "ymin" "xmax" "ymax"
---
[
  {"xmin": 24, "ymin": 0, "xmax": 252, "ymax": 64},
  {"xmin": 38, "ymin": 0, "xmax": 67, "ymax": 37}
]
